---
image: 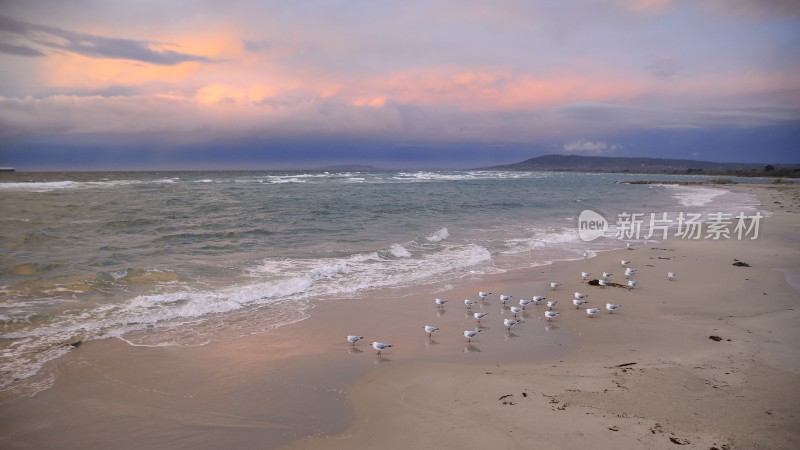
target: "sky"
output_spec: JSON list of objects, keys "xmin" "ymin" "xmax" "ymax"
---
[{"xmin": 0, "ymin": 0, "xmax": 798, "ymax": 170}]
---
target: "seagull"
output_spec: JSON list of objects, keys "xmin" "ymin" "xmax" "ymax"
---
[
  {"xmin": 550, "ymin": 282, "xmax": 561, "ymax": 290},
  {"xmin": 533, "ymin": 295, "xmax": 546, "ymax": 303},
  {"xmin": 667, "ymin": 272, "xmax": 677, "ymax": 281},
  {"xmin": 519, "ymin": 298, "xmax": 532, "ymax": 309},
  {"xmin": 510, "ymin": 306, "xmax": 523, "ymax": 318},
  {"xmin": 598, "ymin": 279, "xmax": 609, "ymax": 288},
  {"xmin": 581, "ymin": 271, "xmax": 591, "ymax": 280},
  {"xmin": 573, "ymin": 299, "xmax": 588, "ymax": 308},
  {"xmin": 424, "ymin": 326, "xmax": 439, "ymax": 337},
  {"xmin": 435, "ymin": 298, "xmax": 447, "ymax": 308},
  {"xmin": 624, "ymin": 268, "xmax": 636, "ymax": 278},
  {"xmin": 586, "ymin": 307, "xmax": 600, "ymax": 317},
  {"xmin": 464, "ymin": 329, "xmax": 481, "ymax": 342},
  {"xmin": 498, "ymin": 294, "xmax": 512, "ymax": 304},
  {"xmin": 473, "ymin": 312, "xmax": 489, "ymax": 323},
  {"xmin": 574, "ymin": 292, "xmax": 589, "ymax": 300},
  {"xmin": 583, "ymin": 250, "xmax": 590, "ymax": 259},
  {"xmin": 478, "ymin": 291, "xmax": 491, "ymax": 301},
  {"xmin": 503, "ymin": 318, "xmax": 518, "ymax": 330},
  {"xmin": 621, "ymin": 260, "xmax": 630, "ymax": 266},
  {"xmin": 347, "ymin": 335, "xmax": 363, "ymax": 346},
  {"xmin": 626, "ymin": 242, "xmax": 634, "ymax": 249},
  {"xmin": 602, "ymin": 272, "xmax": 613, "ymax": 279},
  {"xmin": 464, "ymin": 299, "xmax": 475, "ymax": 309},
  {"xmin": 372, "ymin": 341, "xmax": 393, "ymax": 355},
  {"xmin": 544, "ymin": 311, "xmax": 559, "ymax": 321},
  {"xmin": 546, "ymin": 300, "xmax": 558, "ymax": 310},
  {"xmin": 605, "ymin": 303, "xmax": 621, "ymax": 314}
]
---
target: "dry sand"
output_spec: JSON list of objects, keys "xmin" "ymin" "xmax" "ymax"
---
[{"xmin": 1, "ymin": 184, "xmax": 798, "ymax": 450}]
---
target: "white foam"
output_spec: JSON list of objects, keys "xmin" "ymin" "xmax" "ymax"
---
[
  {"xmin": 389, "ymin": 244, "xmax": 412, "ymax": 258},
  {"xmin": 663, "ymin": 185, "xmax": 729, "ymax": 207},
  {"xmin": 426, "ymin": 228, "xmax": 450, "ymax": 242}
]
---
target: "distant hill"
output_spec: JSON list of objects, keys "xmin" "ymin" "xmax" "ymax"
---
[{"xmin": 480, "ymin": 155, "xmax": 799, "ymax": 177}]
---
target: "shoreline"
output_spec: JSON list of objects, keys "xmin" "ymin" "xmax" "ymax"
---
[
  {"xmin": 1, "ymin": 184, "xmax": 798, "ymax": 449},
  {"xmin": 283, "ymin": 184, "xmax": 800, "ymax": 450}
]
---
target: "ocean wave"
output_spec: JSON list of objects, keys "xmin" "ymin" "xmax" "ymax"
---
[
  {"xmin": 426, "ymin": 228, "xmax": 450, "ymax": 242},
  {"xmin": 662, "ymin": 185, "xmax": 729, "ymax": 207}
]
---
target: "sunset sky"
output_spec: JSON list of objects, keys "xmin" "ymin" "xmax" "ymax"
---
[{"xmin": 1, "ymin": 0, "xmax": 798, "ymax": 170}]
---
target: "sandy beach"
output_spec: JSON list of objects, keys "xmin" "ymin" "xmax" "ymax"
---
[{"xmin": 2, "ymin": 183, "xmax": 799, "ymax": 449}]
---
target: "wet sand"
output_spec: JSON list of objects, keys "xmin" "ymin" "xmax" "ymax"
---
[{"xmin": 1, "ymin": 183, "xmax": 799, "ymax": 449}]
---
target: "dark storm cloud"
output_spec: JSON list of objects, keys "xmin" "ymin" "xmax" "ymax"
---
[{"xmin": 0, "ymin": 14, "xmax": 210, "ymax": 65}]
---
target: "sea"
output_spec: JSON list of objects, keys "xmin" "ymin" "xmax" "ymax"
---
[{"xmin": 0, "ymin": 170, "xmax": 763, "ymax": 394}]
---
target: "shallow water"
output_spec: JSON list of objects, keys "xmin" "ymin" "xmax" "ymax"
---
[{"xmin": 0, "ymin": 170, "xmax": 759, "ymax": 391}]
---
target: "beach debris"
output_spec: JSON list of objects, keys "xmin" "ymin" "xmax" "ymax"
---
[
  {"xmin": 709, "ymin": 335, "xmax": 723, "ymax": 342},
  {"xmin": 587, "ymin": 279, "xmax": 628, "ymax": 289},
  {"xmin": 732, "ymin": 259, "xmax": 751, "ymax": 267},
  {"xmin": 608, "ymin": 426, "xmax": 619, "ymax": 431},
  {"xmin": 668, "ymin": 436, "xmax": 690, "ymax": 445},
  {"xmin": 616, "ymin": 362, "xmax": 637, "ymax": 368}
]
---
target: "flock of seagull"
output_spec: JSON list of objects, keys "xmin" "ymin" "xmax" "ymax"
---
[{"xmin": 348, "ymin": 248, "xmax": 678, "ymax": 356}]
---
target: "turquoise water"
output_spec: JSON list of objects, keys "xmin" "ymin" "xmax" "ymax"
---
[{"xmin": 0, "ymin": 170, "xmax": 758, "ymax": 389}]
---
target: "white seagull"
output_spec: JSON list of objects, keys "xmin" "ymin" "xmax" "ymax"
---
[
  {"xmin": 573, "ymin": 298, "xmax": 588, "ymax": 308},
  {"xmin": 478, "ymin": 291, "xmax": 491, "ymax": 301},
  {"xmin": 544, "ymin": 311, "xmax": 559, "ymax": 321},
  {"xmin": 464, "ymin": 299, "xmax": 475, "ymax": 309},
  {"xmin": 519, "ymin": 298, "xmax": 533, "ymax": 309},
  {"xmin": 498, "ymin": 294, "xmax": 512, "ymax": 304},
  {"xmin": 605, "ymin": 303, "xmax": 621, "ymax": 314},
  {"xmin": 667, "ymin": 272, "xmax": 677, "ymax": 281},
  {"xmin": 510, "ymin": 306, "xmax": 523, "ymax": 318},
  {"xmin": 624, "ymin": 268, "xmax": 636, "ymax": 278},
  {"xmin": 546, "ymin": 300, "xmax": 558, "ymax": 310},
  {"xmin": 424, "ymin": 326, "xmax": 439, "ymax": 337},
  {"xmin": 581, "ymin": 271, "xmax": 592, "ymax": 280},
  {"xmin": 621, "ymin": 260, "xmax": 630, "ymax": 266},
  {"xmin": 574, "ymin": 292, "xmax": 589, "ymax": 300},
  {"xmin": 473, "ymin": 312, "xmax": 489, "ymax": 323},
  {"xmin": 586, "ymin": 307, "xmax": 600, "ymax": 317},
  {"xmin": 533, "ymin": 295, "xmax": 547, "ymax": 303},
  {"xmin": 598, "ymin": 279, "xmax": 609, "ymax": 288},
  {"xmin": 550, "ymin": 282, "xmax": 561, "ymax": 290},
  {"xmin": 626, "ymin": 242, "xmax": 634, "ymax": 249},
  {"xmin": 435, "ymin": 298, "xmax": 447, "ymax": 308},
  {"xmin": 583, "ymin": 250, "xmax": 590, "ymax": 259},
  {"xmin": 503, "ymin": 318, "xmax": 518, "ymax": 330},
  {"xmin": 464, "ymin": 329, "xmax": 481, "ymax": 342},
  {"xmin": 372, "ymin": 341, "xmax": 393, "ymax": 355},
  {"xmin": 602, "ymin": 272, "xmax": 613, "ymax": 279},
  {"xmin": 347, "ymin": 335, "xmax": 363, "ymax": 346},
  {"xmin": 627, "ymin": 280, "xmax": 638, "ymax": 289}
]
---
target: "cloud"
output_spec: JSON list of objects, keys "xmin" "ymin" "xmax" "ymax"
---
[
  {"xmin": 563, "ymin": 138, "xmax": 622, "ymax": 154},
  {"xmin": 0, "ymin": 14, "xmax": 211, "ymax": 65},
  {"xmin": 646, "ymin": 57, "xmax": 683, "ymax": 79},
  {"xmin": 0, "ymin": 42, "xmax": 44, "ymax": 57}
]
